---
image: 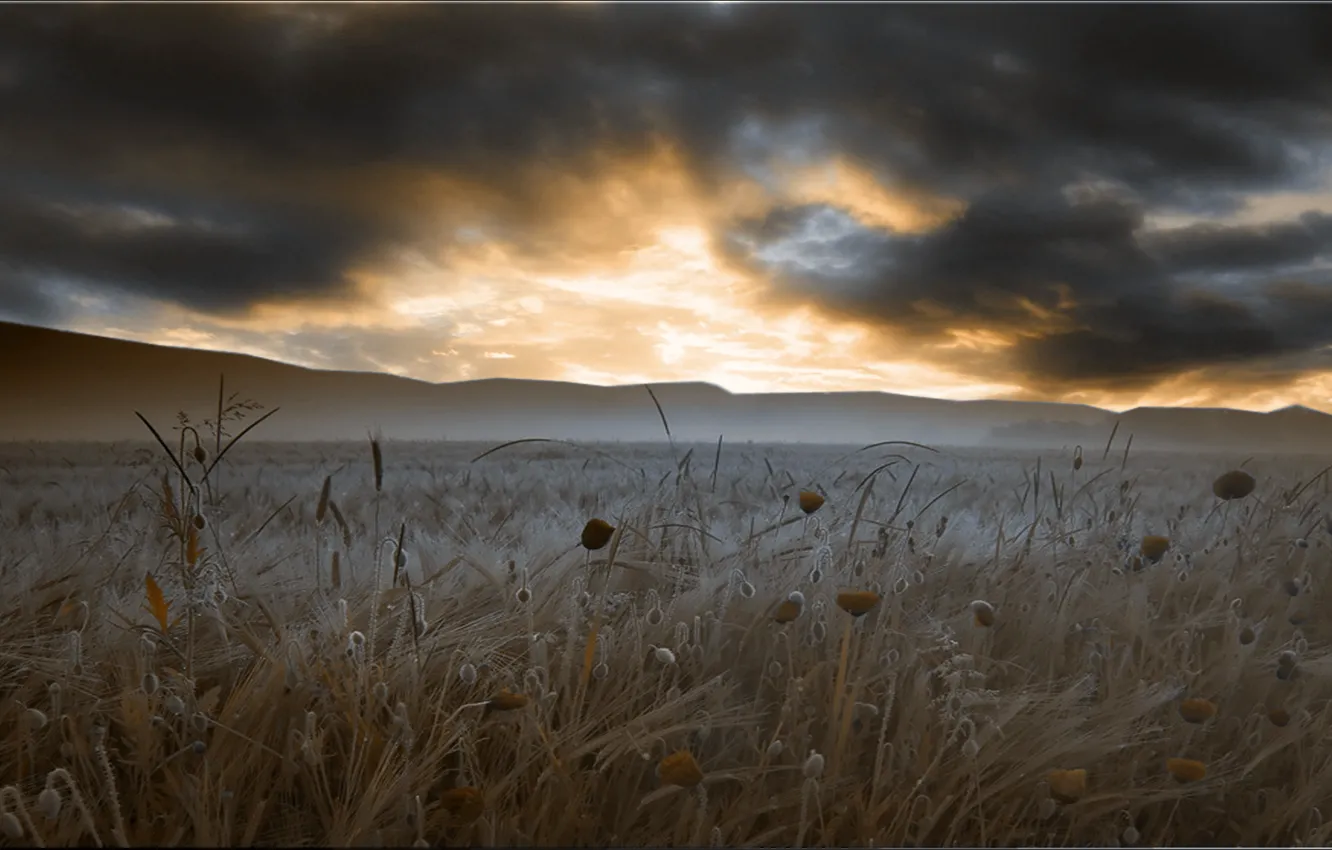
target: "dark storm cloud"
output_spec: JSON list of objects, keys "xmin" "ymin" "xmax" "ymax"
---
[
  {"xmin": 1142, "ymin": 213, "xmax": 1332, "ymax": 274},
  {"xmin": 727, "ymin": 193, "xmax": 1332, "ymax": 389},
  {"xmin": 3, "ymin": 3, "xmax": 1332, "ymax": 390},
  {"xmin": 0, "ymin": 267, "xmax": 62, "ymax": 324},
  {"xmin": 0, "ymin": 181, "xmax": 385, "ymax": 314}
]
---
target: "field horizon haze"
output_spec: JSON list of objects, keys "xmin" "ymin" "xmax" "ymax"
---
[{"xmin": 6, "ymin": 320, "xmax": 1332, "ymax": 454}]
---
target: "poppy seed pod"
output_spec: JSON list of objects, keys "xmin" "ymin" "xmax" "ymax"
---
[
  {"xmin": 1166, "ymin": 757, "xmax": 1206, "ymax": 783},
  {"xmin": 798, "ymin": 490, "xmax": 825, "ymax": 515},
  {"xmin": 1047, "ymin": 768, "xmax": 1087, "ymax": 803},
  {"xmin": 1178, "ymin": 698, "xmax": 1217, "ymax": 724},
  {"xmin": 836, "ymin": 590, "xmax": 880, "ymax": 617},
  {"xmin": 1140, "ymin": 535, "xmax": 1170, "ymax": 563},
  {"xmin": 581, "ymin": 518, "xmax": 615, "ymax": 551},
  {"xmin": 1212, "ymin": 470, "xmax": 1256, "ymax": 501},
  {"xmin": 486, "ymin": 690, "xmax": 528, "ymax": 713},
  {"xmin": 970, "ymin": 599, "xmax": 996, "ymax": 628},
  {"xmin": 658, "ymin": 750, "xmax": 704, "ymax": 787}
]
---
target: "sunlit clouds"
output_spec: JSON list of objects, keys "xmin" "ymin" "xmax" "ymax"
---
[{"xmin": 8, "ymin": 5, "xmax": 1332, "ymax": 412}]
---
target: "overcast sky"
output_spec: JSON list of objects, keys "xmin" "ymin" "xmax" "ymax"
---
[{"xmin": 5, "ymin": 4, "xmax": 1332, "ymax": 411}]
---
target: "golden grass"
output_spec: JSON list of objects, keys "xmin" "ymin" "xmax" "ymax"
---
[{"xmin": 2, "ymin": 424, "xmax": 1331, "ymax": 847}]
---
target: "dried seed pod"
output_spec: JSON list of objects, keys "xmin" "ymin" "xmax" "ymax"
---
[
  {"xmin": 835, "ymin": 590, "xmax": 880, "ymax": 617},
  {"xmin": 798, "ymin": 490, "xmax": 825, "ymax": 515},
  {"xmin": 1166, "ymin": 758, "xmax": 1206, "ymax": 783},
  {"xmin": 1213, "ymin": 470, "xmax": 1256, "ymax": 501},
  {"xmin": 486, "ymin": 690, "xmax": 529, "ymax": 713},
  {"xmin": 659, "ymin": 750, "xmax": 704, "ymax": 787},
  {"xmin": 580, "ymin": 519, "xmax": 615, "ymax": 551},
  {"xmin": 642, "ymin": 602, "xmax": 664, "ymax": 625},
  {"xmin": 36, "ymin": 787, "xmax": 61, "ymax": 820},
  {"xmin": 0, "ymin": 813, "xmax": 22, "ymax": 839},
  {"xmin": 1178, "ymin": 698, "xmax": 1217, "ymax": 724},
  {"xmin": 971, "ymin": 599, "xmax": 996, "ymax": 627},
  {"xmin": 1268, "ymin": 707, "xmax": 1291, "ymax": 727},
  {"xmin": 1048, "ymin": 768, "xmax": 1087, "ymax": 804},
  {"xmin": 802, "ymin": 750, "xmax": 825, "ymax": 779},
  {"xmin": 1140, "ymin": 535, "xmax": 1170, "ymax": 563},
  {"xmin": 774, "ymin": 591, "xmax": 805, "ymax": 624}
]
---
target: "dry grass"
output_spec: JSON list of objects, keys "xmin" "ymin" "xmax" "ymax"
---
[{"xmin": 1, "ymin": 424, "xmax": 1331, "ymax": 847}]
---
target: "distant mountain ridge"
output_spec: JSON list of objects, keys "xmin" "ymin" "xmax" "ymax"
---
[{"xmin": 2, "ymin": 320, "xmax": 1330, "ymax": 451}]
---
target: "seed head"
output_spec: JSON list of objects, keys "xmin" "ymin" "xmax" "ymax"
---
[
  {"xmin": 459, "ymin": 663, "xmax": 478, "ymax": 685},
  {"xmin": 645, "ymin": 605, "xmax": 664, "ymax": 626},
  {"xmin": 164, "ymin": 695, "xmax": 186, "ymax": 716},
  {"xmin": 766, "ymin": 739, "xmax": 784, "ymax": 759},
  {"xmin": 1178, "ymin": 698, "xmax": 1217, "ymax": 724},
  {"xmin": 581, "ymin": 519, "xmax": 615, "ymax": 551},
  {"xmin": 142, "ymin": 672, "xmax": 160, "ymax": 695},
  {"xmin": 653, "ymin": 646, "xmax": 677, "ymax": 666},
  {"xmin": 37, "ymin": 786, "xmax": 61, "ymax": 820},
  {"xmin": 798, "ymin": 490, "xmax": 824, "ymax": 515},
  {"xmin": 659, "ymin": 750, "xmax": 705, "ymax": 787},
  {"xmin": 835, "ymin": 590, "xmax": 880, "ymax": 617},
  {"xmin": 1140, "ymin": 535, "xmax": 1170, "ymax": 563},
  {"xmin": 961, "ymin": 738, "xmax": 980, "ymax": 759},
  {"xmin": 1122, "ymin": 826, "xmax": 1140, "ymax": 845},
  {"xmin": 739, "ymin": 580, "xmax": 756, "ymax": 599},
  {"xmin": 970, "ymin": 599, "xmax": 996, "ymax": 628},
  {"xmin": 515, "ymin": 585, "xmax": 532, "ymax": 605},
  {"xmin": 1047, "ymin": 768, "xmax": 1087, "ymax": 803},
  {"xmin": 1166, "ymin": 757, "xmax": 1206, "ymax": 783},
  {"xmin": 802, "ymin": 750, "xmax": 825, "ymax": 779},
  {"xmin": 774, "ymin": 593, "xmax": 804, "ymax": 624},
  {"xmin": 1268, "ymin": 707, "xmax": 1291, "ymax": 727},
  {"xmin": 1212, "ymin": 470, "xmax": 1256, "ymax": 501},
  {"xmin": 0, "ymin": 813, "xmax": 21, "ymax": 839},
  {"xmin": 23, "ymin": 708, "xmax": 48, "ymax": 730},
  {"xmin": 486, "ymin": 690, "xmax": 529, "ymax": 713},
  {"xmin": 1239, "ymin": 625, "xmax": 1256, "ymax": 645},
  {"xmin": 193, "ymin": 445, "xmax": 207, "ymax": 464}
]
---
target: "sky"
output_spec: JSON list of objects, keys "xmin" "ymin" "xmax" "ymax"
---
[{"xmin": 4, "ymin": 4, "xmax": 1332, "ymax": 412}]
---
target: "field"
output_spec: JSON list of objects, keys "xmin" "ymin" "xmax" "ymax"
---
[{"xmin": 2, "ymin": 428, "xmax": 1331, "ymax": 847}]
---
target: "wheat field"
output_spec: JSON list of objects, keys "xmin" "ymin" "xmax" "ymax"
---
[{"xmin": 2, "ymin": 420, "xmax": 1331, "ymax": 846}]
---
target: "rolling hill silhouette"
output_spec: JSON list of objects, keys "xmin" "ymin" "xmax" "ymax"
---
[{"xmin": 2, "ymin": 321, "xmax": 1330, "ymax": 451}]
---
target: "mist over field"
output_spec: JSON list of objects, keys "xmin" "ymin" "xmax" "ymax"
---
[{"xmin": 5, "ymin": 322, "xmax": 1332, "ymax": 453}]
